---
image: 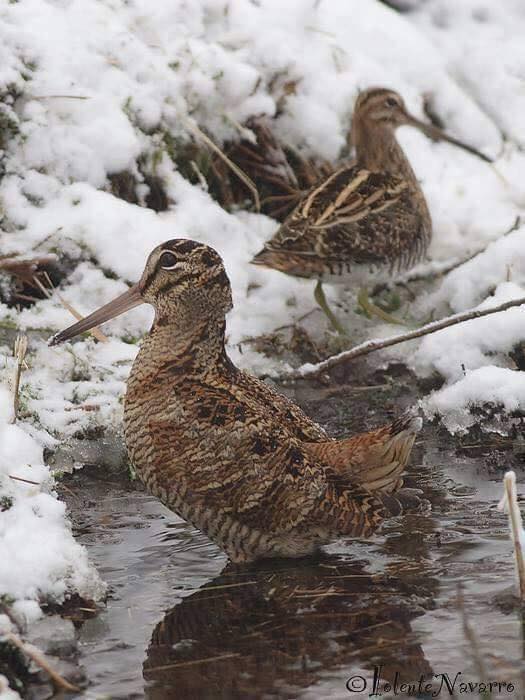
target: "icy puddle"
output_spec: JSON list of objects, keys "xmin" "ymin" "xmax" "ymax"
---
[{"xmin": 56, "ymin": 371, "xmax": 525, "ymax": 700}]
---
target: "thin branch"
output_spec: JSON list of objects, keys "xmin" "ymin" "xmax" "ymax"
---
[
  {"xmin": 182, "ymin": 115, "xmax": 261, "ymax": 211},
  {"xmin": 273, "ymin": 295, "xmax": 525, "ymax": 380},
  {"xmin": 9, "ymin": 474, "xmax": 40, "ymax": 486},
  {"xmin": 5, "ymin": 631, "xmax": 80, "ymax": 693},
  {"xmin": 0, "ymin": 254, "xmax": 57, "ymax": 271}
]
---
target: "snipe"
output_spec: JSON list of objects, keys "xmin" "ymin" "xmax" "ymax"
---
[
  {"xmin": 50, "ymin": 239, "xmax": 423, "ymax": 563},
  {"xmin": 252, "ymin": 87, "xmax": 491, "ymax": 331}
]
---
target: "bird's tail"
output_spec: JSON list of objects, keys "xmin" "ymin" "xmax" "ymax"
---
[{"xmin": 305, "ymin": 410, "xmax": 422, "ymax": 495}]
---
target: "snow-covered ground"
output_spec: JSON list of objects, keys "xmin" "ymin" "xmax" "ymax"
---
[{"xmin": 1, "ymin": 0, "xmax": 525, "ymax": 655}]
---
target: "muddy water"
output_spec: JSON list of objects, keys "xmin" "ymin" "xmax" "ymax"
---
[{"xmin": 59, "ymin": 365, "xmax": 525, "ymax": 700}]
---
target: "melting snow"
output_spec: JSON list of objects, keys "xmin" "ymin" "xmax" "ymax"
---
[{"xmin": 0, "ymin": 0, "xmax": 524, "ymax": 641}]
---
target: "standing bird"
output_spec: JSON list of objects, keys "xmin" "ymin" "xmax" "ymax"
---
[
  {"xmin": 252, "ymin": 88, "xmax": 491, "ymax": 332},
  {"xmin": 50, "ymin": 239, "xmax": 423, "ymax": 563}
]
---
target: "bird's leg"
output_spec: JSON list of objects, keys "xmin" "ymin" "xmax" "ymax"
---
[
  {"xmin": 357, "ymin": 287, "xmax": 407, "ymax": 326},
  {"xmin": 314, "ymin": 280, "xmax": 347, "ymax": 335}
]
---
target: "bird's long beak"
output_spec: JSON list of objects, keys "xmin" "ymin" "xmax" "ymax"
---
[
  {"xmin": 49, "ymin": 283, "xmax": 143, "ymax": 346},
  {"xmin": 404, "ymin": 112, "xmax": 493, "ymax": 163}
]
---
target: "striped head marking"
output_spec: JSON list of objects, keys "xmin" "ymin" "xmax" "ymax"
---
[
  {"xmin": 140, "ymin": 239, "xmax": 232, "ymax": 316},
  {"xmin": 354, "ymin": 88, "xmax": 409, "ymax": 127},
  {"xmin": 48, "ymin": 239, "xmax": 232, "ymax": 346}
]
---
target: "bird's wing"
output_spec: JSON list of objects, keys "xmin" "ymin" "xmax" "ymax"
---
[
  {"xmin": 266, "ymin": 167, "xmax": 409, "ymax": 247},
  {"xmin": 250, "ymin": 167, "xmax": 422, "ymax": 273},
  {"xmin": 291, "ymin": 167, "xmax": 410, "ymax": 233}
]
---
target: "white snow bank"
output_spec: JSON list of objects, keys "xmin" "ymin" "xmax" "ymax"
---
[
  {"xmin": 424, "ymin": 366, "xmax": 525, "ymax": 434},
  {"xmin": 0, "ymin": 674, "xmax": 21, "ymax": 700},
  {"xmin": 414, "ymin": 282, "xmax": 525, "ymax": 383},
  {"xmin": 413, "ymin": 0, "xmax": 525, "ymax": 149},
  {"xmin": 426, "ymin": 227, "xmax": 525, "ymax": 313},
  {"xmin": 413, "ymin": 258, "xmax": 525, "ymax": 433},
  {"xmin": 0, "ymin": 382, "xmax": 105, "ymax": 608}
]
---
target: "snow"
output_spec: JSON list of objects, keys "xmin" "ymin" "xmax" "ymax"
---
[
  {"xmin": 0, "ymin": 676, "xmax": 21, "ymax": 700},
  {"xmin": 425, "ymin": 366, "xmax": 525, "ymax": 434},
  {"xmin": 0, "ymin": 0, "xmax": 525, "ymax": 664},
  {"xmin": 0, "ymin": 386, "xmax": 105, "ymax": 606},
  {"xmin": 415, "ymin": 282, "xmax": 525, "ymax": 383}
]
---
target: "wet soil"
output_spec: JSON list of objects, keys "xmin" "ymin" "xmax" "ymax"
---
[{"xmin": 33, "ymin": 361, "xmax": 525, "ymax": 698}]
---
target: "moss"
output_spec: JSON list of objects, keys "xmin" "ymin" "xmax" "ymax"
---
[
  {"xmin": 0, "ymin": 318, "xmax": 17, "ymax": 330},
  {"xmin": 120, "ymin": 333, "xmax": 142, "ymax": 345}
]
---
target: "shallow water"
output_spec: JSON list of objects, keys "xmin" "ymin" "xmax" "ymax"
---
[{"xmin": 56, "ymin": 368, "xmax": 525, "ymax": 699}]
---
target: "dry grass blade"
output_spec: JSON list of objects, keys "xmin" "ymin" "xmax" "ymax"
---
[
  {"xmin": 8, "ymin": 474, "xmax": 40, "ymax": 486},
  {"xmin": 498, "ymin": 470, "xmax": 525, "ymax": 600},
  {"xmin": 0, "ymin": 255, "xmax": 58, "ymax": 303},
  {"xmin": 274, "ymin": 294, "xmax": 525, "ymax": 380},
  {"xmin": 200, "ymin": 580, "xmax": 257, "ymax": 592},
  {"xmin": 34, "ymin": 272, "xmax": 108, "ymax": 343},
  {"xmin": 10, "ymin": 334, "xmax": 28, "ymax": 423},
  {"xmin": 146, "ymin": 652, "xmax": 241, "ymax": 673},
  {"xmin": 182, "ymin": 115, "xmax": 261, "ymax": 211},
  {"xmin": 32, "ymin": 94, "xmax": 89, "ymax": 100},
  {"xmin": 5, "ymin": 631, "xmax": 80, "ymax": 692}
]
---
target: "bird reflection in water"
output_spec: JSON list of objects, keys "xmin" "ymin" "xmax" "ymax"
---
[{"xmin": 143, "ymin": 550, "xmax": 437, "ymax": 699}]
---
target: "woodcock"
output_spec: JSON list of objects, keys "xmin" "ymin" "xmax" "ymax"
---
[
  {"xmin": 252, "ymin": 87, "xmax": 491, "ymax": 331},
  {"xmin": 50, "ymin": 239, "xmax": 423, "ymax": 563}
]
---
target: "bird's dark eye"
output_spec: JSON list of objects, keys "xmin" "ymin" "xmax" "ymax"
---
[
  {"xmin": 158, "ymin": 251, "xmax": 179, "ymax": 270},
  {"xmin": 385, "ymin": 97, "xmax": 398, "ymax": 108}
]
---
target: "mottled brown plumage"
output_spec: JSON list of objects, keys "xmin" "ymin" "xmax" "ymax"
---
[
  {"xmin": 50, "ymin": 239, "xmax": 422, "ymax": 563},
  {"xmin": 252, "ymin": 87, "xmax": 486, "ymax": 285}
]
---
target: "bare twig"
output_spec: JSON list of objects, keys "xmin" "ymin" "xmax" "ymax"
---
[
  {"xmin": 34, "ymin": 273, "xmax": 108, "ymax": 343},
  {"xmin": 182, "ymin": 115, "xmax": 261, "ymax": 211},
  {"xmin": 273, "ymin": 295, "xmax": 525, "ymax": 380},
  {"xmin": 10, "ymin": 334, "xmax": 27, "ymax": 423},
  {"xmin": 4, "ymin": 631, "xmax": 80, "ymax": 693},
  {"xmin": 0, "ymin": 254, "xmax": 57, "ymax": 271},
  {"xmin": 0, "ymin": 255, "xmax": 58, "ymax": 300}
]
